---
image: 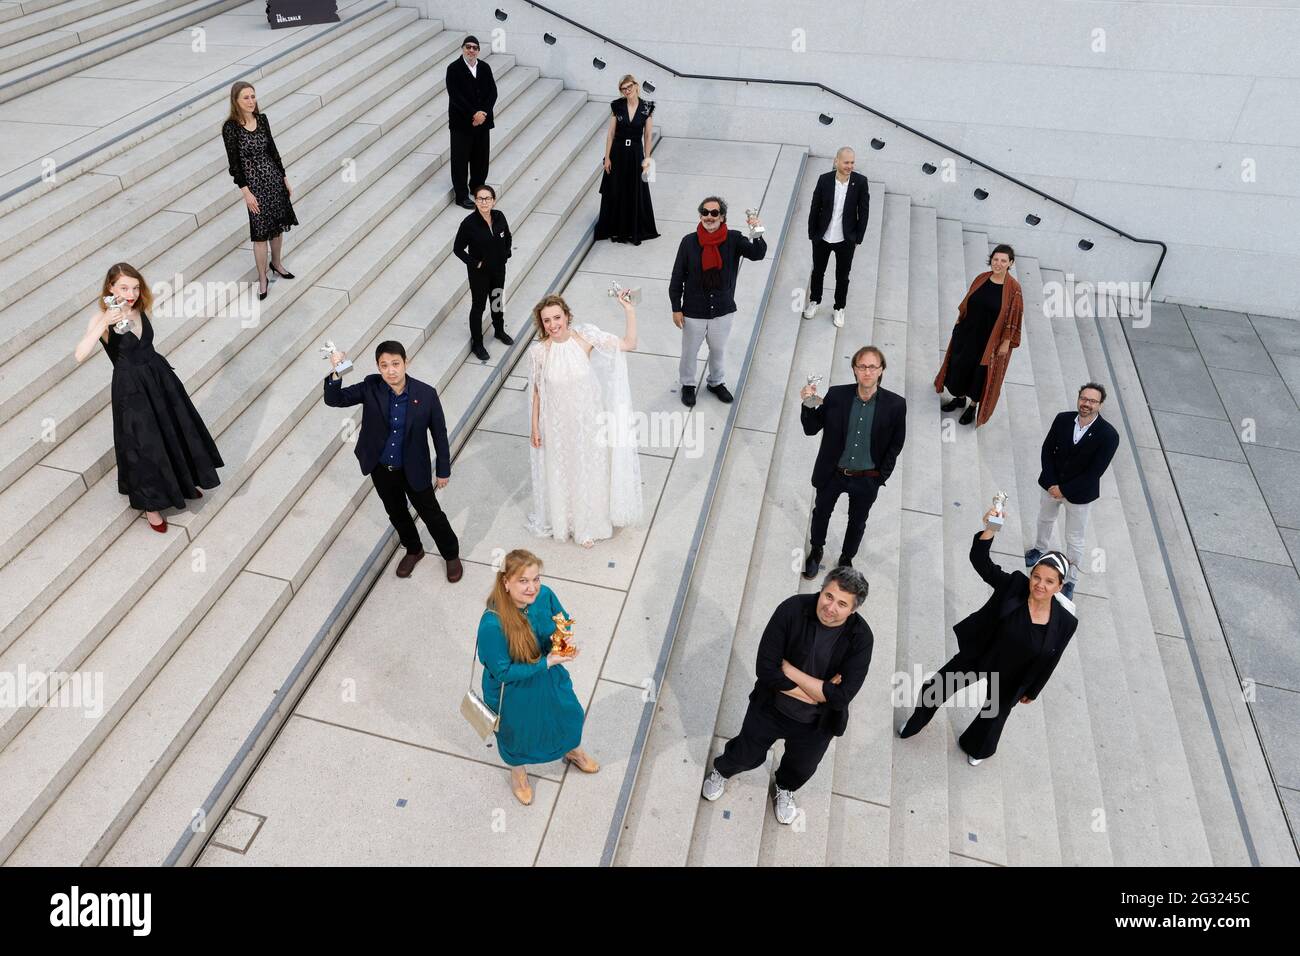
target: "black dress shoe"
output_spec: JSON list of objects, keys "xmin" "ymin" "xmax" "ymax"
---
[
  {"xmin": 269, "ymin": 263, "xmax": 294, "ymax": 279},
  {"xmin": 680, "ymin": 385, "xmax": 696, "ymax": 407},
  {"xmin": 494, "ymin": 327, "xmax": 514, "ymax": 345},
  {"xmin": 941, "ymin": 396, "xmax": 966, "ymax": 412},
  {"xmin": 258, "ymin": 274, "xmax": 268, "ymax": 301},
  {"xmin": 707, "ymin": 383, "xmax": 734, "ymax": 403},
  {"xmin": 959, "ymin": 403, "xmax": 977, "ymax": 425},
  {"xmin": 456, "ymin": 196, "xmax": 475, "ymax": 209},
  {"xmin": 835, "ymin": 555, "xmax": 853, "ymax": 570},
  {"xmin": 802, "ymin": 550, "xmax": 823, "ymax": 580},
  {"xmin": 471, "ymin": 342, "xmax": 490, "ymax": 361}
]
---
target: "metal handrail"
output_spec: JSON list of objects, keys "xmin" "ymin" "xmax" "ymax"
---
[{"xmin": 521, "ymin": 0, "xmax": 1166, "ymax": 299}]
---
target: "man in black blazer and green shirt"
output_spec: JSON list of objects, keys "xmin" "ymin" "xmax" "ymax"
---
[
  {"xmin": 799, "ymin": 345, "xmax": 907, "ymax": 578},
  {"xmin": 1025, "ymin": 382, "xmax": 1119, "ymax": 601}
]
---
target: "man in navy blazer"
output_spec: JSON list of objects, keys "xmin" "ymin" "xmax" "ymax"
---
[
  {"xmin": 799, "ymin": 346, "xmax": 906, "ymax": 578},
  {"xmin": 803, "ymin": 147, "xmax": 870, "ymax": 329},
  {"xmin": 445, "ymin": 35, "xmax": 497, "ymax": 208},
  {"xmin": 324, "ymin": 340, "xmax": 462, "ymax": 582},
  {"xmin": 1025, "ymin": 382, "xmax": 1119, "ymax": 600}
]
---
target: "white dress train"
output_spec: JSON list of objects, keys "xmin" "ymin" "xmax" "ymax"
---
[{"xmin": 526, "ymin": 322, "xmax": 643, "ymax": 544}]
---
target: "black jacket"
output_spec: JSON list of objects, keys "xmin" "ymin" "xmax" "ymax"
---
[
  {"xmin": 668, "ymin": 229, "xmax": 767, "ymax": 319},
  {"xmin": 807, "ymin": 170, "xmax": 870, "ymax": 244},
  {"xmin": 453, "ymin": 209, "xmax": 512, "ymax": 271},
  {"xmin": 958, "ymin": 533, "xmax": 1078, "ymax": 701},
  {"xmin": 749, "ymin": 593, "xmax": 874, "ymax": 737},
  {"xmin": 221, "ymin": 114, "xmax": 286, "ymax": 189},
  {"xmin": 1038, "ymin": 411, "xmax": 1119, "ymax": 504},
  {"xmin": 323, "ymin": 373, "xmax": 450, "ymax": 490},
  {"xmin": 801, "ymin": 384, "xmax": 906, "ymax": 488},
  {"xmin": 445, "ymin": 57, "xmax": 497, "ymax": 132}
]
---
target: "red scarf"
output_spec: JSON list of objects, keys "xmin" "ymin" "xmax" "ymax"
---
[{"xmin": 696, "ymin": 222, "xmax": 728, "ymax": 272}]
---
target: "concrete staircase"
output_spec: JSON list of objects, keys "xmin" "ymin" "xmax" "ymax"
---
[
  {"xmin": 0, "ymin": 0, "xmax": 252, "ymax": 105},
  {"xmin": 615, "ymin": 172, "xmax": 1254, "ymax": 865},
  {"xmin": 0, "ymin": 4, "xmax": 616, "ymax": 865}
]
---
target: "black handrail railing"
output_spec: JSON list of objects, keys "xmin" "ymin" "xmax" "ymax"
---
[{"xmin": 521, "ymin": 0, "xmax": 1166, "ymax": 301}]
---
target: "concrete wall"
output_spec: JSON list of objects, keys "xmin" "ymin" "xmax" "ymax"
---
[{"xmin": 407, "ymin": 0, "xmax": 1300, "ymax": 318}]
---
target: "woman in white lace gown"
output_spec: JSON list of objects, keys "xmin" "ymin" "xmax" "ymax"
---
[{"xmin": 526, "ymin": 290, "xmax": 643, "ymax": 547}]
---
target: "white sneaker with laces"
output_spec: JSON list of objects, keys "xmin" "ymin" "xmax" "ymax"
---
[
  {"xmin": 773, "ymin": 786, "xmax": 798, "ymax": 825},
  {"xmin": 833, "ymin": 308, "xmax": 845, "ymax": 328},
  {"xmin": 802, "ymin": 302, "xmax": 818, "ymax": 320},
  {"xmin": 701, "ymin": 769, "xmax": 725, "ymax": 801}
]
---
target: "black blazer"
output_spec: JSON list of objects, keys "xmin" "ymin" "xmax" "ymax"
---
[
  {"xmin": 323, "ymin": 373, "xmax": 450, "ymax": 490},
  {"xmin": 800, "ymin": 384, "xmax": 906, "ymax": 488},
  {"xmin": 749, "ymin": 593, "xmax": 874, "ymax": 737},
  {"xmin": 668, "ymin": 230, "xmax": 767, "ymax": 319},
  {"xmin": 453, "ymin": 209, "xmax": 512, "ymax": 271},
  {"xmin": 807, "ymin": 170, "xmax": 870, "ymax": 244},
  {"xmin": 1038, "ymin": 411, "xmax": 1119, "ymax": 505},
  {"xmin": 221, "ymin": 114, "xmax": 286, "ymax": 190},
  {"xmin": 958, "ymin": 533, "xmax": 1078, "ymax": 701},
  {"xmin": 445, "ymin": 57, "xmax": 497, "ymax": 132}
]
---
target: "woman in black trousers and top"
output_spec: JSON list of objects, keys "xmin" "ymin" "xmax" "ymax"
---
[
  {"xmin": 221, "ymin": 81, "xmax": 297, "ymax": 300},
  {"xmin": 897, "ymin": 507, "xmax": 1077, "ymax": 765},
  {"xmin": 453, "ymin": 183, "xmax": 514, "ymax": 361}
]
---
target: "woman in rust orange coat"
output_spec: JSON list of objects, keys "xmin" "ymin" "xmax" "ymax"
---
[{"xmin": 934, "ymin": 244, "xmax": 1023, "ymax": 427}]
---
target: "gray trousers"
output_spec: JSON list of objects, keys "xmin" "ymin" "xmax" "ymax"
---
[
  {"xmin": 679, "ymin": 314, "xmax": 733, "ymax": 388},
  {"xmin": 1033, "ymin": 487, "xmax": 1090, "ymax": 585}
]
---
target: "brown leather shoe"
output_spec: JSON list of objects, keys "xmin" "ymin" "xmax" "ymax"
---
[
  {"xmin": 445, "ymin": 558, "xmax": 464, "ymax": 583},
  {"xmin": 395, "ymin": 549, "xmax": 424, "ymax": 578},
  {"xmin": 564, "ymin": 749, "xmax": 600, "ymax": 774}
]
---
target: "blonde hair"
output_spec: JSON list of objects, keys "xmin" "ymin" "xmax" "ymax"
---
[
  {"xmin": 227, "ymin": 81, "xmax": 257, "ymax": 127},
  {"xmin": 618, "ymin": 74, "xmax": 639, "ymax": 94},
  {"xmin": 99, "ymin": 263, "xmax": 153, "ymax": 316},
  {"xmin": 487, "ymin": 550, "xmax": 544, "ymax": 664},
  {"xmin": 531, "ymin": 293, "xmax": 573, "ymax": 341}
]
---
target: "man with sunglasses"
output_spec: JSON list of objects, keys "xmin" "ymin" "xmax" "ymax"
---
[
  {"xmin": 669, "ymin": 197, "xmax": 766, "ymax": 406},
  {"xmin": 446, "ymin": 35, "xmax": 498, "ymax": 209},
  {"xmin": 1025, "ymin": 382, "xmax": 1118, "ymax": 601}
]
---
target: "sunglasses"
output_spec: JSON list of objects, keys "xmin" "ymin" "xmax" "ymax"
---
[
  {"xmin": 699, "ymin": 209, "xmax": 722, "ymax": 218},
  {"xmin": 620, "ymin": 86, "xmax": 635, "ymax": 93},
  {"xmin": 463, "ymin": 44, "xmax": 479, "ymax": 51}
]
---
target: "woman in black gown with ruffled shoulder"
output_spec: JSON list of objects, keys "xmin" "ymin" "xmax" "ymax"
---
[
  {"xmin": 594, "ymin": 74, "xmax": 659, "ymax": 245},
  {"xmin": 73, "ymin": 263, "xmax": 223, "ymax": 533}
]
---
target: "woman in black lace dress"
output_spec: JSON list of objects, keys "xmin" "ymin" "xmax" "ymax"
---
[
  {"xmin": 222, "ymin": 81, "xmax": 298, "ymax": 300},
  {"xmin": 73, "ymin": 264, "xmax": 223, "ymax": 533},
  {"xmin": 594, "ymin": 74, "xmax": 658, "ymax": 245}
]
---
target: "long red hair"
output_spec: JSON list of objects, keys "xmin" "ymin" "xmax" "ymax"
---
[{"xmin": 99, "ymin": 263, "xmax": 152, "ymax": 315}]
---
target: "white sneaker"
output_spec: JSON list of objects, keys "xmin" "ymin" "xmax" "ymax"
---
[
  {"xmin": 802, "ymin": 302, "xmax": 818, "ymax": 320},
  {"xmin": 832, "ymin": 309, "xmax": 845, "ymax": 328},
  {"xmin": 773, "ymin": 786, "xmax": 798, "ymax": 825},
  {"xmin": 701, "ymin": 769, "xmax": 725, "ymax": 801},
  {"xmin": 967, "ymin": 754, "xmax": 983, "ymax": 766}
]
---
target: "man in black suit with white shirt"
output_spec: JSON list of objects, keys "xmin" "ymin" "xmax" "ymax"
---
[
  {"xmin": 446, "ymin": 35, "xmax": 498, "ymax": 209},
  {"xmin": 803, "ymin": 147, "xmax": 870, "ymax": 329},
  {"xmin": 1025, "ymin": 382, "xmax": 1119, "ymax": 600}
]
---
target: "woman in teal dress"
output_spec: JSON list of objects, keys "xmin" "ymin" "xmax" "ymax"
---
[{"xmin": 478, "ymin": 548, "xmax": 599, "ymax": 805}]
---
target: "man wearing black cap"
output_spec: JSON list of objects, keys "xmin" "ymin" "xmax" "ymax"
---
[{"xmin": 446, "ymin": 35, "xmax": 497, "ymax": 209}]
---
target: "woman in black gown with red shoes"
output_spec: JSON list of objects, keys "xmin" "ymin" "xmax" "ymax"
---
[
  {"xmin": 594, "ymin": 74, "xmax": 658, "ymax": 245},
  {"xmin": 73, "ymin": 263, "xmax": 223, "ymax": 533}
]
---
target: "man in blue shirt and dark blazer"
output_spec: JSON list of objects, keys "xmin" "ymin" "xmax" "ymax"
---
[
  {"xmin": 802, "ymin": 147, "xmax": 870, "ymax": 329},
  {"xmin": 799, "ymin": 345, "xmax": 906, "ymax": 578},
  {"xmin": 446, "ymin": 35, "xmax": 497, "ymax": 209},
  {"xmin": 1025, "ymin": 382, "xmax": 1119, "ymax": 600},
  {"xmin": 324, "ymin": 340, "xmax": 463, "ymax": 582}
]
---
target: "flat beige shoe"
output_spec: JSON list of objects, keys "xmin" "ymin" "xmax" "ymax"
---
[
  {"xmin": 510, "ymin": 769, "xmax": 533, "ymax": 805},
  {"xmin": 565, "ymin": 749, "xmax": 599, "ymax": 773}
]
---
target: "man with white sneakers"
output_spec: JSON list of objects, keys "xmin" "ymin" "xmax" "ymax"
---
[
  {"xmin": 701, "ymin": 567, "xmax": 874, "ymax": 825},
  {"xmin": 803, "ymin": 147, "xmax": 870, "ymax": 328}
]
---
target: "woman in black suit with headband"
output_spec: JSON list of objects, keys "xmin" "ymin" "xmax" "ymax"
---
[{"xmin": 897, "ymin": 506, "xmax": 1077, "ymax": 764}]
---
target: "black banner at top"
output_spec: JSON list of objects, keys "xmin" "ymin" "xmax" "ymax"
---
[{"xmin": 265, "ymin": 1, "xmax": 340, "ymax": 29}]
